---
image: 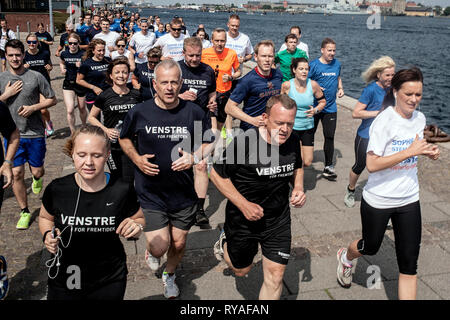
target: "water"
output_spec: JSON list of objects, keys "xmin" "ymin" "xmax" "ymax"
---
[{"xmin": 139, "ymin": 8, "xmax": 450, "ymax": 132}]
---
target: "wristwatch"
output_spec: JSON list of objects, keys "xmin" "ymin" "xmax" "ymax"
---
[{"xmin": 314, "ymin": 107, "xmax": 320, "ymax": 114}]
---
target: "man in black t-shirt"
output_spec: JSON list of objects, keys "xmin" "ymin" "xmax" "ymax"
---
[
  {"xmin": 210, "ymin": 94, "xmax": 306, "ymax": 300},
  {"xmin": 178, "ymin": 37, "xmax": 217, "ymax": 226},
  {"xmin": 119, "ymin": 60, "xmax": 214, "ymax": 299},
  {"xmin": 0, "ymin": 102, "xmax": 19, "ymax": 301}
]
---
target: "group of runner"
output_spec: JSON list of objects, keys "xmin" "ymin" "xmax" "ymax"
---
[{"xmin": 0, "ymin": 8, "xmax": 441, "ymax": 301}]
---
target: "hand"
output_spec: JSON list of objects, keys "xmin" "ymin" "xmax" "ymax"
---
[
  {"xmin": 135, "ymin": 154, "xmax": 159, "ymax": 176},
  {"xmin": 171, "ymin": 148, "xmax": 194, "ymax": 171},
  {"xmin": 24, "ymin": 63, "xmax": 30, "ymax": 69},
  {"xmin": 222, "ymin": 74, "xmax": 232, "ymax": 83},
  {"xmin": 18, "ymin": 105, "xmax": 36, "ymax": 118},
  {"xmin": 116, "ymin": 218, "xmax": 142, "ymax": 239},
  {"xmin": 138, "ymin": 52, "xmax": 145, "ymax": 59},
  {"xmin": 238, "ymin": 56, "xmax": 245, "ymax": 64},
  {"xmin": 61, "ymin": 69, "xmax": 67, "ymax": 75},
  {"xmin": 290, "ymin": 189, "xmax": 306, "ymax": 208},
  {"xmin": 55, "ymin": 51, "xmax": 60, "ymax": 57},
  {"xmin": 106, "ymin": 128, "xmax": 120, "ymax": 140},
  {"xmin": 251, "ymin": 115, "xmax": 265, "ymax": 127},
  {"xmin": 0, "ymin": 163, "xmax": 13, "ymax": 189},
  {"xmin": 407, "ymin": 134, "xmax": 433, "ymax": 157},
  {"xmin": 45, "ymin": 64, "xmax": 52, "ymax": 71},
  {"xmin": 1, "ymin": 81, "xmax": 23, "ymax": 100},
  {"xmin": 207, "ymin": 99, "xmax": 217, "ymax": 113},
  {"xmin": 305, "ymin": 106, "xmax": 315, "ymax": 118},
  {"xmin": 179, "ymin": 91, "xmax": 197, "ymax": 101},
  {"xmin": 92, "ymin": 86, "xmax": 103, "ymax": 95},
  {"xmin": 75, "ymin": 61, "xmax": 81, "ymax": 68},
  {"xmin": 240, "ymin": 200, "xmax": 264, "ymax": 221},
  {"xmin": 337, "ymin": 88, "xmax": 344, "ymax": 98},
  {"xmin": 426, "ymin": 144, "xmax": 440, "ymax": 160},
  {"xmin": 133, "ymin": 84, "xmax": 141, "ymax": 90},
  {"xmin": 44, "ymin": 228, "xmax": 60, "ymax": 254}
]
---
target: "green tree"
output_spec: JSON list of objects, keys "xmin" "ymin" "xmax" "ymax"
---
[
  {"xmin": 175, "ymin": 3, "xmax": 181, "ymax": 7},
  {"xmin": 444, "ymin": 6, "xmax": 450, "ymax": 16},
  {"xmin": 262, "ymin": 5, "xmax": 272, "ymax": 10}
]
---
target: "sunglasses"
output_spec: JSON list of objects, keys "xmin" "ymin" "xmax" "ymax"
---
[
  {"xmin": 172, "ymin": 28, "xmax": 182, "ymax": 31},
  {"xmin": 68, "ymin": 42, "xmax": 78, "ymax": 45},
  {"xmin": 117, "ymin": 44, "xmax": 126, "ymax": 47},
  {"xmin": 27, "ymin": 40, "xmax": 38, "ymax": 44}
]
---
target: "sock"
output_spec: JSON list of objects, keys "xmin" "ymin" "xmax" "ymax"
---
[
  {"xmin": 33, "ymin": 175, "xmax": 40, "ymax": 181},
  {"xmin": 341, "ymin": 251, "xmax": 353, "ymax": 266},
  {"xmin": 21, "ymin": 207, "xmax": 30, "ymax": 214},
  {"xmin": 197, "ymin": 198, "xmax": 205, "ymax": 210}
]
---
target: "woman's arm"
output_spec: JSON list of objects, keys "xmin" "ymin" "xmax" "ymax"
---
[
  {"xmin": 39, "ymin": 204, "xmax": 59, "ymax": 254},
  {"xmin": 352, "ymin": 101, "xmax": 380, "ymax": 119},
  {"xmin": 116, "ymin": 208, "xmax": 145, "ymax": 239}
]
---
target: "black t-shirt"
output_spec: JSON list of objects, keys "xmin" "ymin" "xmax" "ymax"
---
[
  {"xmin": 133, "ymin": 63, "xmax": 155, "ymax": 101},
  {"xmin": 120, "ymin": 99, "xmax": 214, "ymax": 211},
  {"xmin": 94, "ymin": 87, "xmax": 142, "ymax": 149},
  {"xmin": 42, "ymin": 173, "xmax": 140, "ymax": 290},
  {"xmin": 78, "ymin": 57, "xmax": 111, "ymax": 101},
  {"xmin": 60, "ymin": 49, "xmax": 85, "ymax": 81},
  {"xmin": 35, "ymin": 31, "xmax": 53, "ymax": 53},
  {"xmin": 179, "ymin": 60, "xmax": 216, "ymax": 111},
  {"xmin": 213, "ymin": 128, "xmax": 302, "ymax": 230},
  {"xmin": 0, "ymin": 102, "xmax": 17, "ymax": 165},
  {"xmin": 24, "ymin": 49, "xmax": 51, "ymax": 84}
]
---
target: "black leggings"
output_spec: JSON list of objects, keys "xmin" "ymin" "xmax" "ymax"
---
[
  {"xmin": 47, "ymin": 279, "xmax": 127, "ymax": 300},
  {"xmin": 313, "ymin": 112, "xmax": 337, "ymax": 167},
  {"xmin": 357, "ymin": 197, "xmax": 421, "ymax": 275},
  {"xmin": 351, "ymin": 135, "xmax": 369, "ymax": 175},
  {"xmin": 107, "ymin": 149, "xmax": 135, "ymax": 183}
]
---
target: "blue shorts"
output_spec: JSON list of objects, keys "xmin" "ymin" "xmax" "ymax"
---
[{"xmin": 4, "ymin": 137, "xmax": 46, "ymax": 168}]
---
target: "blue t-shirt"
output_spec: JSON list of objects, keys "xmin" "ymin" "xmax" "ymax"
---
[
  {"xmin": 357, "ymin": 81, "xmax": 389, "ymax": 139},
  {"xmin": 229, "ymin": 68, "xmax": 283, "ymax": 131},
  {"xmin": 85, "ymin": 25, "xmax": 102, "ymax": 42},
  {"xmin": 60, "ymin": 49, "xmax": 85, "ymax": 81},
  {"xmin": 110, "ymin": 22, "xmax": 122, "ymax": 33},
  {"xmin": 155, "ymin": 31, "xmax": 167, "ymax": 39},
  {"xmin": 308, "ymin": 58, "xmax": 341, "ymax": 113},
  {"xmin": 78, "ymin": 57, "xmax": 111, "ymax": 102},
  {"xmin": 133, "ymin": 63, "xmax": 155, "ymax": 101},
  {"xmin": 120, "ymin": 99, "xmax": 214, "ymax": 211}
]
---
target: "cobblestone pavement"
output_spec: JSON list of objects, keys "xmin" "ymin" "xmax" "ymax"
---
[{"xmin": 0, "ymin": 39, "xmax": 449, "ymax": 300}]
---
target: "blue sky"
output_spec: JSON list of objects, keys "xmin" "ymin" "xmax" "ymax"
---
[{"xmin": 147, "ymin": 0, "xmax": 450, "ymax": 7}]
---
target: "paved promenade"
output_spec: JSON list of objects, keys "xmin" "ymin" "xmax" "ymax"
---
[{"xmin": 0, "ymin": 41, "xmax": 449, "ymax": 300}]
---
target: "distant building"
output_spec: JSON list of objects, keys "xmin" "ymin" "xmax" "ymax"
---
[
  {"xmin": 392, "ymin": 0, "xmax": 406, "ymax": 14},
  {"xmin": 405, "ymin": 5, "xmax": 433, "ymax": 16}
]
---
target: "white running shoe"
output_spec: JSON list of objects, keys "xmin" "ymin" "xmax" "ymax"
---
[
  {"xmin": 344, "ymin": 187, "xmax": 355, "ymax": 208},
  {"xmin": 162, "ymin": 271, "xmax": 179, "ymax": 299},
  {"xmin": 145, "ymin": 249, "xmax": 160, "ymax": 272},
  {"xmin": 213, "ymin": 230, "xmax": 226, "ymax": 261},
  {"xmin": 336, "ymin": 247, "xmax": 353, "ymax": 288}
]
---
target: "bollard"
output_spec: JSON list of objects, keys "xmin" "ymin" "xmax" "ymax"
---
[
  {"xmin": 27, "ymin": 21, "xmax": 30, "ymax": 33},
  {"xmin": 16, "ymin": 25, "xmax": 20, "ymax": 40}
]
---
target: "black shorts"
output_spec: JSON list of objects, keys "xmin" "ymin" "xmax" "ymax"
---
[
  {"xmin": 63, "ymin": 79, "xmax": 87, "ymax": 97},
  {"xmin": 293, "ymin": 128, "xmax": 315, "ymax": 147},
  {"xmin": 0, "ymin": 49, "xmax": 5, "ymax": 60},
  {"xmin": 216, "ymin": 90, "xmax": 231, "ymax": 124},
  {"xmin": 224, "ymin": 213, "xmax": 292, "ymax": 269},
  {"xmin": 142, "ymin": 203, "xmax": 198, "ymax": 232}
]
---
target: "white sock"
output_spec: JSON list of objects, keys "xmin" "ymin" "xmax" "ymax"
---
[{"xmin": 341, "ymin": 251, "xmax": 353, "ymax": 266}]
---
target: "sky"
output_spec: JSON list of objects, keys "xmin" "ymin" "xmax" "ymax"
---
[{"xmin": 146, "ymin": 0, "xmax": 450, "ymax": 7}]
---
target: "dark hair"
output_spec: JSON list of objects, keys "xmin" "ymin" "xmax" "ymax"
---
[
  {"xmin": 106, "ymin": 58, "xmax": 130, "ymax": 86},
  {"xmin": 290, "ymin": 26, "xmax": 301, "ymax": 35},
  {"xmin": 321, "ymin": 37, "xmax": 336, "ymax": 49},
  {"xmin": 266, "ymin": 94, "xmax": 297, "ymax": 114},
  {"xmin": 382, "ymin": 67, "xmax": 424, "ymax": 109},
  {"xmin": 229, "ymin": 14, "xmax": 240, "ymax": 21},
  {"xmin": 290, "ymin": 57, "xmax": 309, "ymax": 77},
  {"xmin": 5, "ymin": 39, "xmax": 25, "ymax": 54},
  {"xmin": 63, "ymin": 124, "xmax": 111, "ymax": 157},
  {"xmin": 284, "ymin": 33, "xmax": 298, "ymax": 43},
  {"xmin": 171, "ymin": 18, "xmax": 182, "ymax": 26},
  {"xmin": 37, "ymin": 22, "xmax": 45, "ymax": 28},
  {"xmin": 147, "ymin": 46, "xmax": 162, "ymax": 59}
]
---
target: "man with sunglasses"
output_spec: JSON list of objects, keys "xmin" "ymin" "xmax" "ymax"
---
[
  {"xmin": 152, "ymin": 18, "xmax": 187, "ymax": 62},
  {"xmin": 129, "ymin": 20, "xmax": 156, "ymax": 66}
]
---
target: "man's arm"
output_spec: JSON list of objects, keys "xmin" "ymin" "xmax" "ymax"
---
[
  {"xmin": 225, "ymin": 99, "xmax": 263, "ymax": 128},
  {"xmin": 337, "ymin": 76, "xmax": 344, "ymax": 98},
  {"xmin": 18, "ymin": 95, "xmax": 57, "ymax": 118},
  {"xmin": 209, "ymin": 168, "xmax": 264, "ymax": 221},
  {"xmin": 119, "ymin": 137, "xmax": 159, "ymax": 176},
  {"xmin": 0, "ymin": 128, "xmax": 19, "ymax": 189},
  {"xmin": 290, "ymin": 167, "xmax": 306, "ymax": 208}
]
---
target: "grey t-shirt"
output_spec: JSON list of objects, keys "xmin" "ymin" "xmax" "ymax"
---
[{"xmin": 0, "ymin": 69, "xmax": 55, "ymax": 138}]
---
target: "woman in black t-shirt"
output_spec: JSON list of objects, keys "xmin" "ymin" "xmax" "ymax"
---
[
  {"xmin": 23, "ymin": 33, "xmax": 55, "ymax": 137},
  {"xmin": 131, "ymin": 46, "xmax": 161, "ymax": 101},
  {"xmin": 60, "ymin": 33, "xmax": 87, "ymax": 134},
  {"xmin": 35, "ymin": 23, "xmax": 53, "ymax": 54},
  {"xmin": 39, "ymin": 124, "xmax": 145, "ymax": 300},
  {"xmin": 76, "ymin": 39, "xmax": 111, "ymax": 111},
  {"xmin": 88, "ymin": 59, "xmax": 142, "ymax": 182}
]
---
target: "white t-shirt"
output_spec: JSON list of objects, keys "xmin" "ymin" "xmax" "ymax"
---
[
  {"xmin": 111, "ymin": 49, "xmax": 132, "ymax": 83},
  {"xmin": 0, "ymin": 29, "xmax": 16, "ymax": 50},
  {"xmin": 202, "ymin": 39, "xmax": 212, "ymax": 49},
  {"xmin": 93, "ymin": 31, "xmax": 120, "ymax": 58},
  {"xmin": 278, "ymin": 42, "xmax": 309, "ymax": 59},
  {"xmin": 129, "ymin": 31, "xmax": 156, "ymax": 64},
  {"xmin": 153, "ymin": 33, "xmax": 186, "ymax": 61},
  {"xmin": 362, "ymin": 106, "xmax": 426, "ymax": 209},
  {"xmin": 225, "ymin": 32, "xmax": 254, "ymax": 77}
]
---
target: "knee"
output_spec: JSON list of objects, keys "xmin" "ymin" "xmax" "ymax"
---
[
  {"xmin": 13, "ymin": 168, "xmax": 25, "ymax": 181},
  {"xmin": 194, "ymin": 162, "xmax": 207, "ymax": 172},
  {"xmin": 303, "ymin": 158, "xmax": 313, "ymax": 167},
  {"xmin": 264, "ymin": 269, "xmax": 285, "ymax": 290},
  {"xmin": 358, "ymin": 239, "xmax": 380, "ymax": 256},
  {"xmin": 232, "ymin": 266, "xmax": 252, "ymax": 278},
  {"xmin": 171, "ymin": 238, "xmax": 187, "ymax": 252},
  {"xmin": 32, "ymin": 167, "xmax": 45, "ymax": 179}
]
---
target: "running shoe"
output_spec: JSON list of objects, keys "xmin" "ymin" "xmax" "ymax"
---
[
  {"xmin": 344, "ymin": 187, "xmax": 355, "ymax": 208},
  {"xmin": 32, "ymin": 176, "xmax": 43, "ymax": 194},
  {"xmin": 46, "ymin": 121, "xmax": 54, "ymax": 137},
  {"xmin": 0, "ymin": 255, "xmax": 9, "ymax": 300},
  {"xmin": 213, "ymin": 230, "xmax": 226, "ymax": 261},
  {"xmin": 336, "ymin": 247, "xmax": 353, "ymax": 288},
  {"xmin": 144, "ymin": 249, "xmax": 160, "ymax": 272},
  {"xmin": 162, "ymin": 271, "xmax": 179, "ymax": 299},
  {"xmin": 221, "ymin": 126, "xmax": 227, "ymax": 139},
  {"xmin": 195, "ymin": 207, "xmax": 209, "ymax": 226},
  {"xmin": 16, "ymin": 210, "xmax": 31, "ymax": 230},
  {"xmin": 323, "ymin": 166, "xmax": 338, "ymax": 180}
]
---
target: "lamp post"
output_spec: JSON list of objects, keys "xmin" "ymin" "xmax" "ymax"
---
[{"xmin": 49, "ymin": 0, "xmax": 54, "ymax": 37}]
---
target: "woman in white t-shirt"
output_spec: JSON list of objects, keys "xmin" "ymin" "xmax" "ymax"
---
[
  {"xmin": 336, "ymin": 68, "xmax": 440, "ymax": 300},
  {"xmin": 195, "ymin": 28, "xmax": 211, "ymax": 49},
  {"xmin": 111, "ymin": 37, "xmax": 135, "ymax": 88}
]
